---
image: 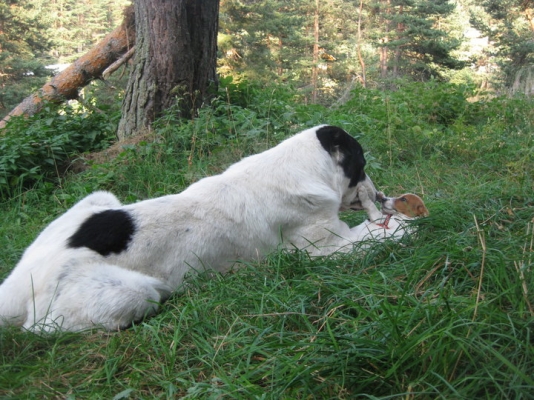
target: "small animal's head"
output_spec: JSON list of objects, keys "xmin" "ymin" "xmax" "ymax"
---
[{"xmin": 381, "ymin": 193, "xmax": 429, "ymax": 218}]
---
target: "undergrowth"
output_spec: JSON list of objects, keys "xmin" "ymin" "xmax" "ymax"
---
[
  {"xmin": 0, "ymin": 102, "xmax": 117, "ymax": 198},
  {"xmin": 0, "ymin": 80, "xmax": 533, "ymax": 398}
]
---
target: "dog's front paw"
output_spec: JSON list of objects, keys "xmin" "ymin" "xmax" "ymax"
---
[
  {"xmin": 376, "ymin": 191, "xmax": 385, "ymax": 202},
  {"xmin": 357, "ymin": 185, "xmax": 382, "ymax": 221}
]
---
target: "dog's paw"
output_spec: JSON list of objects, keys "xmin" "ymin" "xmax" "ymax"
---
[
  {"xmin": 376, "ymin": 191, "xmax": 385, "ymax": 202},
  {"xmin": 357, "ymin": 185, "xmax": 383, "ymax": 221}
]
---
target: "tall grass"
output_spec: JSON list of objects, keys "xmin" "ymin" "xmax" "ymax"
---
[{"xmin": 0, "ymin": 81, "xmax": 533, "ymax": 398}]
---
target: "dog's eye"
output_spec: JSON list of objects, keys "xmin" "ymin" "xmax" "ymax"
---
[{"xmin": 400, "ymin": 197, "xmax": 407, "ymax": 202}]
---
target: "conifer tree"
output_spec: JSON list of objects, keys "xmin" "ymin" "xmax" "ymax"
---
[
  {"xmin": 220, "ymin": 0, "xmax": 362, "ymax": 102},
  {"xmin": 470, "ymin": 0, "xmax": 534, "ymax": 91},
  {"xmin": 46, "ymin": 0, "xmax": 130, "ymax": 61},
  {"xmin": 220, "ymin": 0, "xmax": 308, "ymax": 82},
  {"xmin": 371, "ymin": 0, "xmax": 463, "ymax": 80},
  {"xmin": 0, "ymin": 0, "xmax": 52, "ymax": 116}
]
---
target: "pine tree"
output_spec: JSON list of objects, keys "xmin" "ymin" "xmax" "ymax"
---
[
  {"xmin": 220, "ymin": 0, "xmax": 362, "ymax": 102},
  {"xmin": 0, "ymin": 0, "xmax": 53, "ymax": 116},
  {"xmin": 45, "ymin": 0, "xmax": 130, "ymax": 61},
  {"xmin": 220, "ymin": 0, "xmax": 308, "ymax": 82},
  {"xmin": 370, "ymin": 0, "xmax": 463, "ymax": 80},
  {"xmin": 470, "ymin": 0, "xmax": 534, "ymax": 91},
  {"xmin": 304, "ymin": 0, "xmax": 362, "ymax": 101}
]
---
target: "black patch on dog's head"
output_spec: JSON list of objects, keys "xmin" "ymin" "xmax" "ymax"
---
[
  {"xmin": 316, "ymin": 125, "xmax": 366, "ymax": 187},
  {"xmin": 68, "ymin": 209, "xmax": 136, "ymax": 256}
]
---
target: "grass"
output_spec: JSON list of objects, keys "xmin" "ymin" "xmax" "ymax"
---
[{"xmin": 0, "ymin": 82, "xmax": 533, "ymax": 398}]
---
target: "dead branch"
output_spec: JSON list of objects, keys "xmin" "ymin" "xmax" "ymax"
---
[{"xmin": 103, "ymin": 46, "xmax": 136, "ymax": 80}]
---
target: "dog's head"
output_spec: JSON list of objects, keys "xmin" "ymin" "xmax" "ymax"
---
[
  {"xmin": 381, "ymin": 193, "xmax": 429, "ymax": 218},
  {"xmin": 315, "ymin": 125, "xmax": 379, "ymax": 211}
]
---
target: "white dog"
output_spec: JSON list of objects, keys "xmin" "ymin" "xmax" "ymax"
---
[
  {"xmin": 0, "ymin": 125, "xmax": 383, "ymax": 332},
  {"xmin": 350, "ymin": 193, "xmax": 429, "ymax": 243}
]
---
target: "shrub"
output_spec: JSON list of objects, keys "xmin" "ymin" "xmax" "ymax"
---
[{"xmin": 0, "ymin": 103, "xmax": 117, "ymax": 197}]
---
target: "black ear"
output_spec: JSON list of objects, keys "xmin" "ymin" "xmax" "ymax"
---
[{"xmin": 316, "ymin": 125, "xmax": 366, "ymax": 187}]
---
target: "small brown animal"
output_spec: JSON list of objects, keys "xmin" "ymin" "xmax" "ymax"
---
[{"xmin": 350, "ymin": 193, "xmax": 429, "ymax": 240}]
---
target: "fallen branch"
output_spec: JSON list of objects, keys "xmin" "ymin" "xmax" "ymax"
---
[
  {"xmin": 0, "ymin": 5, "xmax": 135, "ymax": 130},
  {"xmin": 103, "ymin": 46, "xmax": 136, "ymax": 80}
]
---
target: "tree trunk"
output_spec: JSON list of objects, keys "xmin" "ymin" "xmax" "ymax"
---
[
  {"xmin": 311, "ymin": 0, "xmax": 320, "ymax": 104},
  {"xmin": 0, "ymin": 6, "xmax": 135, "ymax": 130},
  {"xmin": 392, "ymin": 5, "xmax": 404, "ymax": 78},
  {"xmin": 379, "ymin": 0, "xmax": 390, "ymax": 79},
  {"xmin": 118, "ymin": 0, "xmax": 219, "ymax": 140},
  {"xmin": 356, "ymin": 0, "xmax": 366, "ymax": 87}
]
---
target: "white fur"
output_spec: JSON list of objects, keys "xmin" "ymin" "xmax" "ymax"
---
[
  {"xmin": 0, "ymin": 125, "xmax": 381, "ymax": 332},
  {"xmin": 348, "ymin": 214, "xmax": 414, "ymax": 244}
]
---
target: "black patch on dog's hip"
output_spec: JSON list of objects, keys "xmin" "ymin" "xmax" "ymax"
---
[
  {"xmin": 68, "ymin": 209, "xmax": 136, "ymax": 256},
  {"xmin": 316, "ymin": 125, "xmax": 366, "ymax": 187}
]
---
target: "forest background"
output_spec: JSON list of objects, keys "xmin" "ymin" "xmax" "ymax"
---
[
  {"xmin": 1, "ymin": 0, "xmax": 534, "ymax": 398},
  {"xmin": 2, "ymin": 0, "xmax": 534, "ymax": 119}
]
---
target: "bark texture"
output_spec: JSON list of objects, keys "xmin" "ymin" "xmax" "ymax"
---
[
  {"xmin": 118, "ymin": 0, "xmax": 219, "ymax": 139},
  {"xmin": 0, "ymin": 6, "xmax": 135, "ymax": 130}
]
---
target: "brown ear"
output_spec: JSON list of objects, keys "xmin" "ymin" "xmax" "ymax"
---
[{"xmin": 417, "ymin": 204, "xmax": 429, "ymax": 217}]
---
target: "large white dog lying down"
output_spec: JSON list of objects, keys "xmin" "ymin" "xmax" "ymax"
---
[{"xmin": 0, "ymin": 125, "xmax": 387, "ymax": 332}]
